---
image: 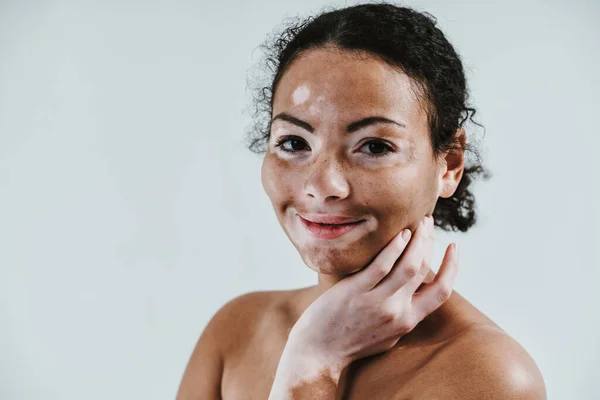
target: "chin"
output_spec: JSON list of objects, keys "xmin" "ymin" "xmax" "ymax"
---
[{"xmin": 300, "ymin": 246, "xmax": 370, "ymax": 276}]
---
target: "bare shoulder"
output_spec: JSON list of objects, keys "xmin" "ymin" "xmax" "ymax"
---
[
  {"xmin": 203, "ymin": 289, "xmax": 291, "ymax": 355},
  {"xmin": 427, "ymin": 324, "xmax": 547, "ymax": 399},
  {"xmin": 347, "ymin": 293, "xmax": 547, "ymax": 400},
  {"xmin": 176, "ymin": 290, "xmax": 290, "ymax": 400}
]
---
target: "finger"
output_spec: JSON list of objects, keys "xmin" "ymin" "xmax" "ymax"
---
[
  {"xmin": 373, "ymin": 215, "xmax": 432, "ymax": 297},
  {"xmin": 403, "ymin": 215, "xmax": 436, "ymax": 295},
  {"xmin": 350, "ymin": 228, "xmax": 412, "ymax": 292},
  {"xmin": 411, "ymin": 243, "xmax": 459, "ymax": 321}
]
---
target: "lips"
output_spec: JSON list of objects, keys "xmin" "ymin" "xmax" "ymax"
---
[{"xmin": 298, "ymin": 214, "xmax": 366, "ymax": 240}]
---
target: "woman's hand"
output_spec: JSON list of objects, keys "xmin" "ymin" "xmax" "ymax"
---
[{"xmin": 287, "ymin": 215, "xmax": 459, "ymax": 373}]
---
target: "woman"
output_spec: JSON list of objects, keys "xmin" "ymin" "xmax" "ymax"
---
[{"xmin": 177, "ymin": 3, "xmax": 546, "ymax": 399}]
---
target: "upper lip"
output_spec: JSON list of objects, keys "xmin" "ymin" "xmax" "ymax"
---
[{"xmin": 299, "ymin": 213, "xmax": 365, "ymax": 225}]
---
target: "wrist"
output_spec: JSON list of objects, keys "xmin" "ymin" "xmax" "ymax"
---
[
  {"xmin": 269, "ymin": 345, "xmax": 343, "ymax": 400},
  {"xmin": 281, "ymin": 334, "xmax": 350, "ymax": 384}
]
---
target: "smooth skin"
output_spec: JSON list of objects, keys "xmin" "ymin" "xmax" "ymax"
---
[{"xmin": 176, "ymin": 47, "xmax": 546, "ymax": 399}]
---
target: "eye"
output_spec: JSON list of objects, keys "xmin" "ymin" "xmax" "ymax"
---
[
  {"xmin": 359, "ymin": 139, "xmax": 395, "ymax": 158},
  {"xmin": 273, "ymin": 135, "xmax": 310, "ymax": 153},
  {"xmin": 273, "ymin": 136, "xmax": 396, "ymax": 158}
]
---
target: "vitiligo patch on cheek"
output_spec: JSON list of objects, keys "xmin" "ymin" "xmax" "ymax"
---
[{"xmin": 292, "ymin": 84, "xmax": 311, "ymax": 105}]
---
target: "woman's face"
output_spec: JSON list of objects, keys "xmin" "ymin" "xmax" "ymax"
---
[{"xmin": 261, "ymin": 47, "xmax": 459, "ymax": 276}]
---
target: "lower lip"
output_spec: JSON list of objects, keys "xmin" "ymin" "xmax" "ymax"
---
[{"xmin": 298, "ymin": 216, "xmax": 365, "ymax": 240}]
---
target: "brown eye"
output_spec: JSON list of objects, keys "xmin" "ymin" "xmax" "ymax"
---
[
  {"xmin": 284, "ymin": 139, "xmax": 308, "ymax": 151},
  {"xmin": 360, "ymin": 140, "xmax": 395, "ymax": 157},
  {"xmin": 274, "ymin": 136, "xmax": 310, "ymax": 153}
]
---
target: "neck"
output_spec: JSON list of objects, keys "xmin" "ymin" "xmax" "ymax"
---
[{"xmin": 315, "ymin": 272, "xmax": 347, "ymax": 295}]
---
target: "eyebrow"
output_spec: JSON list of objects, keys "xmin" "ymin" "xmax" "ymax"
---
[{"xmin": 271, "ymin": 112, "xmax": 406, "ymax": 134}]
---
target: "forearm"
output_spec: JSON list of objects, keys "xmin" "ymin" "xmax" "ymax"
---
[{"xmin": 268, "ymin": 339, "xmax": 345, "ymax": 400}]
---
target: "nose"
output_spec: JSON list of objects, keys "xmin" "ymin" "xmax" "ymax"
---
[{"xmin": 303, "ymin": 154, "xmax": 351, "ymax": 202}]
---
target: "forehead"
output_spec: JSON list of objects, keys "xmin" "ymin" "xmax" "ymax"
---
[{"xmin": 272, "ymin": 48, "xmax": 428, "ymax": 127}]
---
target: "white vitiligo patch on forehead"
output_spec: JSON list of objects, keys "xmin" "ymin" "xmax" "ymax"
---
[
  {"xmin": 307, "ymin": 94, "xmax": 338, "ymax": 120},
  {"xmin": 292, "ymin": 84, "xmax": 311, "ymax": 105}
]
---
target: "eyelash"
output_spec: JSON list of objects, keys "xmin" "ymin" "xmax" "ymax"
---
[{"xmin": 273, "ymin": 135, "xmax": 396, "ymax": 158}]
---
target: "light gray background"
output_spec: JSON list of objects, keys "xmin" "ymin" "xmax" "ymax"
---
[{"xmin": 1, "ymin": 1, "xmax": 598, "ymax": 399}]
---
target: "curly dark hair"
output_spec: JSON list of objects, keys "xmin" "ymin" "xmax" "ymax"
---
[{"xmin": 245, "ymin": 2, "xmax": 491, "ymax": 232}]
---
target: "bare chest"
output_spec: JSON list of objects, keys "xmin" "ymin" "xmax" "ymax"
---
[
  {"xmin": 220, "ymin": 324, "xmax": 286, "ymax": 400},
  {"xmin": 220, "ymin": 332, "xmax": 446, "ymax": 400}
]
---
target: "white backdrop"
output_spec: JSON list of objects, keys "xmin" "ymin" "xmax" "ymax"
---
[{"xmin": 1, "ymin": 1, "xmax": 598, "ymax": 399}]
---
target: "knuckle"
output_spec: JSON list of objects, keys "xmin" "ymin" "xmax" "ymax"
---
[
  {"xmin": 395, "ymin": 318, "xmax": 415, "ymax": 335},
  {"xmin": 380, "ymin": 310, "xmax": 396, "ymax": 325},
  {"xmin": 419, "ymin": 261, "xmax": 429, "ymax": 276},
  {"xmin": 403, "ymin": 264, "xmax": 419, "ymax": 278},
  {"xmin": 437, "ymin": 286, "xmax": 452, "ymax": 303},
  {"xmin": 372, "ymin": 263, "xmax": 389, "ymax": 279},
  {"xmin": 379, "ymin": 303, "xmax": 397, "ymax": 324}
]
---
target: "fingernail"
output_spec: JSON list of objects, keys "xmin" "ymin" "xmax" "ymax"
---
[
  {"xmin": 401, "ymin": 229, "xmax": 411, "ymax": 241},
  {"xmin": 454, "ymin": 243, "xmax": 460, "ymax": 258}
]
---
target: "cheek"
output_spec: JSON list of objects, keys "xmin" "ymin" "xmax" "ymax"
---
[
  {"xmin": 260, "ymin": 155, "xmax": 277, "ymax": 200},
  {"xmin": 261, "ymin": 154, "xmax": 297, "ymax": 204},
  {"xmin": 375, "ymin": 180, "xmax": 415, "ymax": 220},
  {"xmin": 364, "ymin": 170, "xmax": 432, "ymax": 228}
]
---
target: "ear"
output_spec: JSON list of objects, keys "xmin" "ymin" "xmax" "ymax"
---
[{"xmin": 438, "ymin": 127, "xmax": 466, "ymax": 199}]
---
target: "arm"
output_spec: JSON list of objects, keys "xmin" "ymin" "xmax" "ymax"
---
[
  {"xmin": 176, "ymin": 291, "xmax": 273, "ymax": 400},
  {"xmin": 268, "ymin": 334, "xmax": 346, "ymax": 400},
  {"xmin": 176, "ymin": 310, "xmax": 224, "ymax": 400}
]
